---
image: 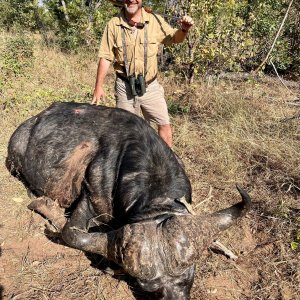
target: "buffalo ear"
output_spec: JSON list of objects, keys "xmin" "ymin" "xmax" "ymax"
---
[{"xmin": 175, "ymin": 196, "xmax": 195, "ymax": 215}]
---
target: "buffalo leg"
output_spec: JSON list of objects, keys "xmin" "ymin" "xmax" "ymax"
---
[
  {"xmin": 61, "ymin": 192, "xmax": 110, "ymax": 257},
  {"xmin": 28, "ymin": 197, "xmax": 66, "ymax": 231}
]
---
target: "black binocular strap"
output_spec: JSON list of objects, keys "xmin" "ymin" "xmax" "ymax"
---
[
  {"xmin": 121, "ymin": 22, "xmax": 148, "ymax": 78},
  {"xmin": 144, "ymin": 22, "xmax": 148, "ymax": 79},
  {"xmin": 121, "ymin": 26, "xmax": 130, "ymax": 77}
]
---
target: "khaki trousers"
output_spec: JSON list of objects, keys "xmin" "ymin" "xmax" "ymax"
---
[{"xmin": 115, "ymin": 77, "xmax": 170, "ymax": 125}]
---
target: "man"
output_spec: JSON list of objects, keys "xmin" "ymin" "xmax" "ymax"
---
[{"xmin": 92, "ymin": 0, "xmax": 194, "ymax": 147}]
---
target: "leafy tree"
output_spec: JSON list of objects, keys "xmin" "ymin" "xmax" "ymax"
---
[
  {"xmin": 160, "ymin": 0, "xmax": 299, "ymax": 80},
  {"xmin": 0, "ymin": 0, "xmax": 298, "ymax": 77},
  {"xmin": 0, "ymin": 0, "xmax": 41, "ymax": 31},
  {"xmin": 161, "ymin": 0, "xmax": 257, "ymax": 81},
  {"xmin": 44, "ymin": 0, "xmax": 118, "ymax": 51}
]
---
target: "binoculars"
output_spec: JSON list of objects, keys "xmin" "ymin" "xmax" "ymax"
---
[{"xmin": 129, "ymin": 74, "xmax": 146, "ymax": 97}]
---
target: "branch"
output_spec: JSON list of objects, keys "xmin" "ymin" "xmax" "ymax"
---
[
  {"xmin": 61, "ymin": 0, "xmax": 70, "ymax": 23},
  {"xmin": 95, "ymin": 1, "xmax": 103, "ymax": 10},
  {"xmin": 254, "ymin": 0, "xmax": 294, "ymax": 73},
  {"xmin": 270, "ymin": 59, "xmax": 296, "ymax": 95},
  {"xmin": 210, "ymin": 240, "xmax": 238, "ymax": 260}
]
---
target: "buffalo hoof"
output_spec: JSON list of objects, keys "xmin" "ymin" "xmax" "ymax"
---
[{"xmin": 28, "ymin": 197, "xmax": 67, "ymax": 231}]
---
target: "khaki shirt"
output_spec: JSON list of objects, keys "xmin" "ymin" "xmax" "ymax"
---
[{"xmin": 98, "ymin": 8, "xmax": 177, "ymax": 82}]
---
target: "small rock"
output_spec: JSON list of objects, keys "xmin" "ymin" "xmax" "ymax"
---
[
  {"xmin": 32, "ymin": 261, "xmax": 40, "ymax": 266},
  {"xmin": 207, "ymin": 288, "xmax": 217, "ymax": 294},
  {"xmin": 12, "ymin": 197, "xmax": 24, "ymax": 203}
]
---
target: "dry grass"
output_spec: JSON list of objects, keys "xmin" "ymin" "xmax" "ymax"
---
[{"xmin": 0, "ymin": 32, "xmax": 300, "ymax": 299}]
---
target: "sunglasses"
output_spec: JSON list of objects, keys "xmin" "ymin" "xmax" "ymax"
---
[{"xmin": 127, "ymin": 19, "xmax": 145, "ymax": 28}]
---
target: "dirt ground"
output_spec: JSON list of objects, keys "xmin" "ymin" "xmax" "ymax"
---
[
  {"xmin": 1, "ymin": 76, "xmax": 300, "ymax": 299},
  {"xmin": 1, "ymin": 122, "xmax": 299, "ymax": 300}
]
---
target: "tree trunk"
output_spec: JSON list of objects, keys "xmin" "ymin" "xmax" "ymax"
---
[{"xmin": 61, "ymin": 0, "xmax": 70, "ymax": 22}]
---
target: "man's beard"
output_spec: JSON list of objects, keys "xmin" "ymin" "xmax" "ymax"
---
[{"xmin": 124, "ymin": 2, "xmax": 142, "ymax": 16}]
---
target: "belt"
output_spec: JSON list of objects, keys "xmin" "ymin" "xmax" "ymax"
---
[{"xmin": 116, "ymin": 73, "xmax": 157, "ymax": 86}]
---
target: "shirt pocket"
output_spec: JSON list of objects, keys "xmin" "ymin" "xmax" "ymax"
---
[
  {"xmin": 140, "ymin": 37, "xmax": 159, "ymax": 58},
  {"xmin": 114, "ymin": 40, "xmax": 135, "ymax": 64},
  {"xmin": 114, "ymin": 40, "xmax": 124, "ymax": 64}
]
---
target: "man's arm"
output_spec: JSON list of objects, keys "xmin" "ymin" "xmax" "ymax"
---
[
  {"xmin": 173, "ymin": 29, "xmax": 188, "ymax": 43},
  {"xmin": 91, "ymin": 58, "xmax": 111, "ymax": 105},
  {"xmin": 173, "ymin": 15, "xmax": 194, "ymax": 44}
]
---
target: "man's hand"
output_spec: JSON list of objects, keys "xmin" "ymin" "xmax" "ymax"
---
[
  {"xmin": 91, "ymin": 58, "xmax": 111, "ymax": 105},
  {"xmin": 173, "ymin": 15, "xmax": 194, "ymax": 43},
  {"xmin": 179, "ymin": 15, "xmax": 194, "ymax": 32},
  {"xmin": 91, "ymin": 86, "xmax": 105, "ymax": 105}
]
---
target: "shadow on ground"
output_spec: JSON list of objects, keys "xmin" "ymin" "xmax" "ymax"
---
[
  {"xmin": 86, "ymin": 252, "xmax": 157, "ymax": 300},
  {"xmin": 44, "ymin": 227, "xmax": 155, "ymax": 299}
]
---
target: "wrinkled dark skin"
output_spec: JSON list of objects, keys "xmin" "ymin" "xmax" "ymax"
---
[{"xmin": 7, "ymin": 102, "xmax": 251, "ymax": 300}]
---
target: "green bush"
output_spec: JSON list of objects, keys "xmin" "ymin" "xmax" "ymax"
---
[
  {"xmin": 1, "ymin": 0, "xmax": 299, "ymax": 78},
  {"xmin": 168, "ymin": 101, "xmax": 191, "ymax": 115},
  {"xmin": 1, "ymin": 35, "xmax": 34, "ymax": 76},
  {"xmin": 44, "ymin": 0, "xmax": 117, "ymax": 52},
  {"xmin": 161, "ymin": 0, "xmax": 299, "ymax": 79},
  {"xmin": 0, "ymin": 0, "xmax": 36, "ymax": 31}
]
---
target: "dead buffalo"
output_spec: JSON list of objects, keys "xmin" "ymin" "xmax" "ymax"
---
[{"xmin": 6, "ymin": 102, "xmax": 251, "ymax": 300}]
